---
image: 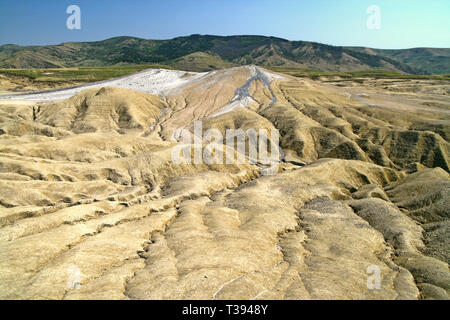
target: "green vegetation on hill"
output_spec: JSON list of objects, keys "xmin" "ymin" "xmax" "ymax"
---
[
  {"xmin": 347, "ymin": 47, "xmax": 450, "ymax": 75},
  {"xmin": 1, "ymin": 35, "xmax": 447, "ymax": 74}
]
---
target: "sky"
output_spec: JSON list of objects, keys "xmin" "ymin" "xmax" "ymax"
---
[{"xmin": 0, "ymin": 0, "xmax": 449, "ymax": 49}]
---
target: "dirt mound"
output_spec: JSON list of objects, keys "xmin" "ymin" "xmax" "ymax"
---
[
  {"xmin": 34, "ymin": 87, "xmax": 167, "ymax": 134},
  {"xmin": 0, "ymin": 66, "xmax": 449, "ymax": 300}
]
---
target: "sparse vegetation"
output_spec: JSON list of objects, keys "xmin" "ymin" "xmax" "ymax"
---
[
  {"xmin": 0, "ymin": 64, "xmax": 173, "ymax": 83},
  {"xmin": 265, "ymin": 66, "xmax": 450, "ymax": 81}
]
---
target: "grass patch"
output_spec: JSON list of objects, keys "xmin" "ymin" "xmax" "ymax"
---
[
  {"xmin": 0, "ymin": 64, "xmax": 173, "ymax": 83},
  {"xmin": 264, "ymin": 66, "xmax": 450, "ymax": 81}
]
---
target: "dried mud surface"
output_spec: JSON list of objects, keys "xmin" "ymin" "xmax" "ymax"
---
[{"xmin": 0, "ymin": 66, "xmax": 449, "ymax": 300}]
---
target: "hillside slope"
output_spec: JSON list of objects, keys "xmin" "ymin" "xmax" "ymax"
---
[
  {"xmin": 348, "ymin": 47, "xmax": 450, "ymax": 75},
  {"xmin": 1, "ymin": 35, "xmax": 447, "ymax": 74}
]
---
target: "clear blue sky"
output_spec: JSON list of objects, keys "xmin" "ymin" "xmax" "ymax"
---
[{"xmin": 0, "ymin": 0, "xmax": 449, "ymax": 49}]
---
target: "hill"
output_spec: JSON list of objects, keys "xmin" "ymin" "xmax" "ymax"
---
[
  {"xmin": 347, "ymin": 47, "xmax": 450, "ymax": 75},
  {"xmin": 0, "ymin": 66, "xmax": 449, "ymax": 299},
  {"xmin": 1, "ymin": 35, "xmax": 448, "ymax": 74}
]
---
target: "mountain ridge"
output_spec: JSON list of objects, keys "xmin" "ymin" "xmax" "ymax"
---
[{"xmin": 0, "ymin": 34, "xmax": 449, "ymax": 74}]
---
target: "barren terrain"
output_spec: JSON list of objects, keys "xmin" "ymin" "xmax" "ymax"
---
[{"xmin": 0, "ymin": 66, "xmax": 448, "ymax": 300}]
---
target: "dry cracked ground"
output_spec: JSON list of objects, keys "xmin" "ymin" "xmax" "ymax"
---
[{"xmin": 0, "ymin": 66, "xmax": 449, "ymax": 300}]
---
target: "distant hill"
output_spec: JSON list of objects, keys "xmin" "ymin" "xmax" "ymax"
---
[
  {"xmin": 0, "ymin": 35, "xmax": 449, "ymax": 74},
  {"xmin": 346, "ymin": 47, "xmax": 450, "ymax": 75}
]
